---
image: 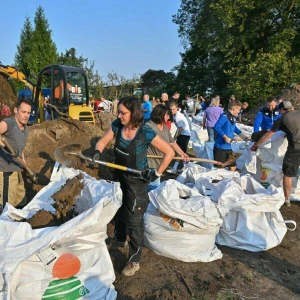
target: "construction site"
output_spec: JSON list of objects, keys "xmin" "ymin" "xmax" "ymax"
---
[{"xmin": 1, "ymin": 70, "xmax": 300, "ymax": 299}]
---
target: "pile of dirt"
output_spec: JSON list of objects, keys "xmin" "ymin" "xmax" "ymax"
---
[
  {"xmin": 0, "ymin": 74, "xmax": 17, "ymax": 112},
  {"xmin": 24, "ymin": 174, "xmax": 82, "ymax": 229}
]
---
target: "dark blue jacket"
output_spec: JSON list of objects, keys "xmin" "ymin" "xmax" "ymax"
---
[
  {"xmin": 214, "ymin": 111, "xmax": 241, "ymax": 150},
  {"xmin": 253, "ymin": 106, "xmax": 281, "ymax": 132}
]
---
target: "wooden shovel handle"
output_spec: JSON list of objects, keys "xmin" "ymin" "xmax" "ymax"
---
[
  {"xmin": 147, "ymin": 155, "xmax": 223, "ymax": 165},
  {"xmin": 1, "ymin": 137, "xmax": 36, "ymax": 177}
]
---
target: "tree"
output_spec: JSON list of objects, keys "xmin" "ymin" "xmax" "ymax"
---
[
  {"xmin": 14, "ymin": 16, "xmax": 33, "ymax": 78},
  {"xmin": 140, "ymin": 69, "xmax": 176, "ymax": 97},
  {"xmin": 58, "ymin": 48, "xmax": 87, "ymax": 68},
  {"xmin": 14, "ymin": 6, "xmax": 58, "ymax": 79},
  {"xmin": 173, "ymin": 0, "xmax": 300, "ymax": 105}
]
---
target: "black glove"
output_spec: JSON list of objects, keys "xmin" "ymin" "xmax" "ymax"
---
[
  {"xmin": 141, "ymin": 168, "xmax": 160, "ymax": 182},
  {"xmin": 90, "ymin": 150, "xmax": 101, "ymax": 168}
]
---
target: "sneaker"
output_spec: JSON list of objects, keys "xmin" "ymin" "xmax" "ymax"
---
[
  {"xmin": 122, "ymin": 262, "xmax": 140, "ymax": 276},
  {"xmin": 107, "ymin": 238, "xmax": 128, "ymax": 251},
  {"xmin": 284, "ymin": 199, "xmax": 291, "ymax": 206}
]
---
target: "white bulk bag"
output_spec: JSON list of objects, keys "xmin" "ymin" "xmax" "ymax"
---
[
  {"xmin": 216, "ymin": 175, "xmax": 296, "ymax": 251},
  {"xmin": 0, "ymin": 167, "xmax": 122, "ymax": 300},
  {"xmin": 144, "ymin": 180, "xmax": 223, "ymax": 262}
]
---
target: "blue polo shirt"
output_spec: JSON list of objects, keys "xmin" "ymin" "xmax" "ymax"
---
[{"xmin": 142, "ymin": 101, "xmax": 152, "ymax": 120}]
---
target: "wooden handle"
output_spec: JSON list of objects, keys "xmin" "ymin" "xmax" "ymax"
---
[
  {"xmin": 147, "ymin": 155, "xmax": 222, "ymax": 165},
  {"xmin": 1, "ymin": 137, "xmax": 36, "ymax": 176}
]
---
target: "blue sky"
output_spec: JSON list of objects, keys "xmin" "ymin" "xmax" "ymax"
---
[{"xmin": 0, "ymin": 0, "xmax": 182, "ymax": 80}]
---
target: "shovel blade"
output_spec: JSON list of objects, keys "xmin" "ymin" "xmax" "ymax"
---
[{"xmin": 54, "ymin": 144, "xmax": 83, "ymax": 167}]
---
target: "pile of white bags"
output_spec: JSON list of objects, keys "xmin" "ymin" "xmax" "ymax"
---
[
  {"xmin": 0, "ymin": 167, "xmax": 122, "ymax": 300},
  {"xmin": 144, "ymin": 180, "xmax": 223, "ymax": 262},
  {"xmin": 216, "ymin": 175, "xmax": 296, "ymax": 251}
]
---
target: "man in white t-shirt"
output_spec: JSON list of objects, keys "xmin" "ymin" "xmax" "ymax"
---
[
  {"xmin": 98, "ymin": 96, "xmax": 111, "ymax": 113},
  {"xmin": 169, "ymin": 102, "xmax": 191, "ymax": 173}
]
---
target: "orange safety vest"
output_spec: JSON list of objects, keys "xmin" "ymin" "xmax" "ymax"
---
[{"xmin": 54, "ymin": 81, "xmax": 72, "ymax": 101}]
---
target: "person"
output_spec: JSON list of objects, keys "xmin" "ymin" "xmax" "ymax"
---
[
  {"xmin": 0, "ymin": 98, "xmax": 32, "ymax": 213},
  {"xmin": 161, "ymin": 92, "xmax": 172, "ymax": 127},
  {"xmin": 98, "ymin": 96, "xmax": 111, "ymax": 113},
  {"xmin": 93, "ymin": 97, "xmax": 174, "ymax": 276},
  {"xmin": 251, "ymin": 101, "xmax": 297, "ymax": 206},
  {"xmin": 237, "ymin": 102, "xmax": 250, "ymax": 123},
  {"xmin": 147, "ymin": 104, "xmax": 190, "ymax": 190},
  {"xmin": 111, "ymin": 98, "xmax": 119, "ymax": 116},
  {"xmin": 214, "ymin": 100, "xmax": 246, "ymax": 171},
  {"xmin": 253, "ymin": 96, "xmax": 281, "ymax": 133},
  {"xmin": 169, "ymin": 91, "xmax": 180, "ymax": 106},
  {"xmin": 54, "ymin": 80, "xmax": 72, "ymax": 101},
  {"xmin": 142, "ymin": 94, "xmax": 152, "ymax": 122},
  {"xmin": 152, "ymin": 97, "xmax": 160, "ymax": 108},
  {"xmin": 0, "ymin": 100, "xmax": 11, "ymax": 120},
  {"xmin": 276, "ymin": 95, "xmax": 284, "ymax": 104},
  {"xmin": 169, "ymin": 102, "xmax": 191, "ymax": 173},
  {"xmin": 182, "ymin": 95, "xmax": 196, "ymax": 117},
  {"xmin": 203, "ymin": 97, "xmax": 224, "ymax": 143}
]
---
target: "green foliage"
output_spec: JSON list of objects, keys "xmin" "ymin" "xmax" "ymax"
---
[
  {"xmin": 140, "ymin": 69, "xmax": 176, "ymax": 97},
  {"xmin": 173, "ymin": 0, "xmax": 300, "ymax": 105},
  {"xmin": 14, "ymin": 6, "xmax": 58, "ymax": 79}
]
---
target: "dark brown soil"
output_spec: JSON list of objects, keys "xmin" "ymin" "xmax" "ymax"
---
[
  {"xmin": 25, "ymin": 210, "xmax": 58, "ymax": 229},
  {"xmin": 51, "ymin": 174, "xmax": 82, "ymax": 220}
]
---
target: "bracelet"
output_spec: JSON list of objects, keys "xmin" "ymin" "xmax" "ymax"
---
[{"xmin": 155, "ymin": 170, "xmax": 162, "ymax": 177}]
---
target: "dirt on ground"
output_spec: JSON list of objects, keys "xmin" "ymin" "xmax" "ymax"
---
[{"xmin": 19, "ymin": 116, "xmax": 300, "ymax": 300}]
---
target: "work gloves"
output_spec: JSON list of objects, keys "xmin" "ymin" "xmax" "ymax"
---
[
  {"xmin": 90, "ymin": 150, "xmax": 102, "ymax": 168},
  {"xmin": 141, "ymin": 168, "xmax": 161, "ymax": 182}
]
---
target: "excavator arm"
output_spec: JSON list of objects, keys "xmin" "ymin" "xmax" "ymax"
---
[{"xmin": 0, "ymin": 64, "xmax": 36, "ymax": 91}]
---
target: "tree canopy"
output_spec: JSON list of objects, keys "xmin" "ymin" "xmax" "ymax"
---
[{"xmin": 173, "ymin": 0, "xmax": 300, "ymax": 104}]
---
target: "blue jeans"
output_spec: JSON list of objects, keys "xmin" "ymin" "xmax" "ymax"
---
[
  {"xmin": 207, "ymin": 127, "xmax": 216, "ymax": 143},
  {"xmin": 148, "ymin": 177, "xmax": 161, "ymax": 192}
]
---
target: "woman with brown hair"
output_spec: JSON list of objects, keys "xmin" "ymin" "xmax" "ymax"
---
[{"xmin": 93, "ymin": 97, "xmax": 174, "ymax": 276}]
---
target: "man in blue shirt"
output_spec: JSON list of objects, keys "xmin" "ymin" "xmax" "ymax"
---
[
  {"xmin": 214, "ymin": 100, "xmax": 246, "ymax": 171},
  {"xmin": 253, "ymin": 96, "xmax": 281, "ymax": 132},
  {"xmin": 142, "ymin": 94, "xmax": 152, "ymax": 122}
]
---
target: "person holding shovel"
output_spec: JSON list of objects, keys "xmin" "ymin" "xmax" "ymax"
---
[
  {"xmin": 93, "ymin": 96, "xmax": 174, "ymax": 276},
  {"xmin": 0, "ymin": 98, "xmax": 32, "ymax": 213},
  {"xmin": 147, "ymin": 104, "xmax": 190, "ymax": 190}
]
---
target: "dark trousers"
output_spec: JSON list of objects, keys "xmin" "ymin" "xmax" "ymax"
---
[
  {"xmin": 114, "ymin": 178, "xmax": 149, "ymax": 262},
  {"xmin": 176, "ymin": 134, "xmax": 190, "ymax": 169}
]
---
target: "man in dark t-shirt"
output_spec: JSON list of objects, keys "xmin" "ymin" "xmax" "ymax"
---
[{"xmin": 251, "ymin": 101, "xmax": 299, "ymax": 206}]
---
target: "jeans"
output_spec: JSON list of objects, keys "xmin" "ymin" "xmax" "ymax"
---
[{"xmin": 207, "ymin": 127, "xmax": 216, "ymax": 143}]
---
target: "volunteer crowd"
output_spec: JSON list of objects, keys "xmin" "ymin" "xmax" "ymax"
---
[{"xmin": 0, "ymin": 91, "xmax": 299, "ymax": 278}]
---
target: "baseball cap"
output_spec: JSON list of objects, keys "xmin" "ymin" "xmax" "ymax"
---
[{"xmin": 278, "ymin": 101, "xmax": 294, "ymax": 110}]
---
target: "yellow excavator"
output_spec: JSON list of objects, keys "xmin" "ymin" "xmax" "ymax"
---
[{"xmin": 0, "ymin": 64, "xmax": 95, "ymax": 124}]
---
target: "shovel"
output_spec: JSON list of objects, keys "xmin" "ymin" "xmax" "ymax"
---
[
  {"xmin": 1, "ymin": 137, "xmax": 38, "ymax": 183},
  {"xmin": 147, "ymin": 153, "xmax": 242, "ymax": 168},
  {"xmin": 54, "ymin": 144, "xmax": 143, "ymax": 177}
]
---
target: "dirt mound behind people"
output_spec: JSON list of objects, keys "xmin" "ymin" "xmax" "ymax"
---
[{"xmin": 0, "ymin": 74, "xmax": 17, "ymax": 112}]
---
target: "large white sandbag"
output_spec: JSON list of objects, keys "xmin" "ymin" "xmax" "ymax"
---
[
  {"xmin": 0, "ymin": 167, "xmax": 122, "ymax": 300},
  {"xmin": 144, "ymin": 180, "xmax": 223, "ymax": 262},
  {"xmin": 216, "ymin": 175, "xmax": 296, "ymax": 252}
]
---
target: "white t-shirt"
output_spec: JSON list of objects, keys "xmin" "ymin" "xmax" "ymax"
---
[
  {"xmin": 99, "ymin": 100, "xmax": 111, "ymax": 112},
  {"xmin": 174, "ymin": 112, "xmax": 191, "ymax": 136}
]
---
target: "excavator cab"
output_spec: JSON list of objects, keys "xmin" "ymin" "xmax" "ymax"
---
[{"xmin": 35, "ymin": 65, "xmax": 95, "ymax": 123}]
